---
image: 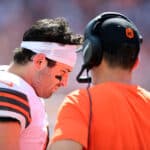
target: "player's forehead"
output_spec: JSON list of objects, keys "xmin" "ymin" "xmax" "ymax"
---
[{"xmin": 55, "ymin": 62, "xmax": 72, "ymax": 72}]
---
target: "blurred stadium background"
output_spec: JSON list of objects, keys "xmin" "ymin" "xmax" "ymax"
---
[{"xmin": 0, "ymin": 0, "xmax": 150, "ymax": 147}]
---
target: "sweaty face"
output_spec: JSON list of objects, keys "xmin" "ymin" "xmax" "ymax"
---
[{"xmin": 33, "ymin": 62, "xmax": 72, "ymax": 98}]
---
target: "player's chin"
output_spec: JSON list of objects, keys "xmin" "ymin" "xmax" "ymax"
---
[
  {"xmin": 43, "ymin": 93, "xmax": 53, "ymax": 99},
  {"xmin": 44, "ymin": 90, "xmax": 56, "ymax": 99},
  {"xmin": 43, "ymin": 86, "xmax": 60, "ymax": 98},
  {"xmin": 52, "ymin": 86, "xmax": 60, "ymax": 93}
]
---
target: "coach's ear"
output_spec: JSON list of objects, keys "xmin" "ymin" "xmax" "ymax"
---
[
  {"xmin": 132, "ymin": 58, "xmax": 139, "ymax": 71},
  {"xmin": 32, "ymin": 53, "xmax": 47, "ymax": 70}
]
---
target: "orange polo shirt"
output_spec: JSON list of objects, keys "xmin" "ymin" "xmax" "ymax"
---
[{"xmin": 51, "ymin": 82, "xmax": 150, "ymax": 150}]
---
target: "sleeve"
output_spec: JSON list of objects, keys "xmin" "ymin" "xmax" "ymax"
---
[
  {"xmin": 0, "ymin": 87, "xmax": 31, "ymax": 129},
  {"xmin": 51, "ymin": 89, "xmax": 90, "ymax": 149}
]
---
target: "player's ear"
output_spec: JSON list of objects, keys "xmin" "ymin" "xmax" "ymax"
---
[{"xmin": 32, "ymin": 53, "xmax": 47, "ymax": 70}]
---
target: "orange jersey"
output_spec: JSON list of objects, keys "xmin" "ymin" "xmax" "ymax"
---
[{"xmin": 51, "ymin": 82, "xmax": 150, "ymax": 150}]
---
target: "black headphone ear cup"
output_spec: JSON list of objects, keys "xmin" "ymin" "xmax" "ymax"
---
[
  {"xmin": 82, "ymin": 15, "xmax": 103, "ymax": 69},
  {"xmin": 83, "ymin": 36, "xmax": 102, "ymax": 69},
  {"xmin": 82, "ymin": 40, "xmax": 92, "ymax": 67}
]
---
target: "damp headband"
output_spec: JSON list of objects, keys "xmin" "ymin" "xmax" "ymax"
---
[{"xmin": 21, "ymin": 41, "xmax": 77, "ymax": 67}]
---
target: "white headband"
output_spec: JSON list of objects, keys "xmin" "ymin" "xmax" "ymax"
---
[{"xmin": 21, "ymin": 41, "xmax": 77, "ymax": 67}]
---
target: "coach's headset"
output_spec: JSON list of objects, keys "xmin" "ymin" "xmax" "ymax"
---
[{"xmin": 76, "ymin": 12, "xmax": 143, "ymax": 83}]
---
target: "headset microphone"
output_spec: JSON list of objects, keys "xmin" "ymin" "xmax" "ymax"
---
[{"xmin": 76, "ymin": 65, "xmax": 91, "ymax": 83}]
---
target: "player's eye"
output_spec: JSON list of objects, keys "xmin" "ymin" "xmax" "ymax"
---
[{"xmin": 55, "ymin": 75, "xmax": 62, "ymax": 81}]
